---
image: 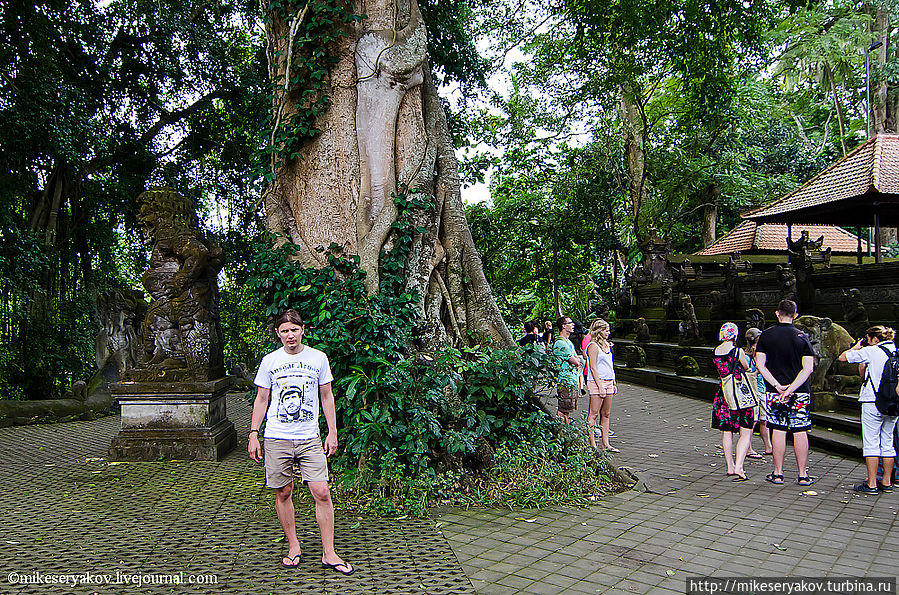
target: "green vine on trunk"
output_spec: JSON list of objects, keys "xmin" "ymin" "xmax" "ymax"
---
[{"xmin": 255, "ymin": 0, "xmax": 364, "ymax": 185}]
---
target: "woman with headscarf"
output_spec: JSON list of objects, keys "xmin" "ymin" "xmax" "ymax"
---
[{"xmin": 712, "ymin": 322, "xmax": 754, "ymax": 481}]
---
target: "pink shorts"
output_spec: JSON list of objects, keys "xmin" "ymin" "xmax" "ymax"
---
[{"xmin": 587, "ymin": 379, "xmax": 616, "ymax": 397}]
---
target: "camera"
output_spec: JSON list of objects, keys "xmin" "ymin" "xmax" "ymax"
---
[{"xmin": 859, "ymin": 337, "xmax": 869, "ymax": 347}]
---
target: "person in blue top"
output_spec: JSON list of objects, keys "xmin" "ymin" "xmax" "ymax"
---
[
  {"xmin": 745, "ymin": 327, "xmax": 773, "ymax": 458},
  {"xmin": 553, "ymin": 315, "xmax": 581, "ymax": 424}
]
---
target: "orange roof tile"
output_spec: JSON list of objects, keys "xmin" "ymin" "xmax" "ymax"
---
[
  {"xmin": 743, "ymin": 134, "xmax": 899, "ymax": 225},
  {"xmin": 694, "ymin": 221, "xmax": 869, "ymax": 255}
]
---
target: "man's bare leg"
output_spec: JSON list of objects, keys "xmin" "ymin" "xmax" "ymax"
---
[
  {"xmin": 275, "ymin": 483, "xmax": 302, "ymax": 565},
  {"xmin": 771, "ymin": 429, "xmax": 787, "ymax": 477},
  {"xmin": 308, "ymin": 481, "xmax": 352, "ymax": 571},
  {"xmin": 793, "ymin": 431, "xmax": 809, "ymax": 479},
  {"xmin": 883, "ymin": 457, "xmax": 895, "ymax": 488}
]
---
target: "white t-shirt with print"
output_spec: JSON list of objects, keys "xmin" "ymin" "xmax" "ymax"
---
[
  {"xmin": 846, "ymin": 342, "xmax": 896, "ymax": 403},
  {"xmin": 254, "ymin": 346, "xmax": 334, "ymax": 439}
]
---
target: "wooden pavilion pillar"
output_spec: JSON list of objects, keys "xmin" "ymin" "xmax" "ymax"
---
[
  {"xmin": 874, "ymin": 207, "xmax": 882, "ymax": 264},
  {"xmin": 856, "ymin": 226, "xmax": 863, "ymax": 264}
]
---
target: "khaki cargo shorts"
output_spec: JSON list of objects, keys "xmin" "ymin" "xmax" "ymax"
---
[{"xmin": 264, "ymin": 437, "xmax": 329, "ymax": 488}]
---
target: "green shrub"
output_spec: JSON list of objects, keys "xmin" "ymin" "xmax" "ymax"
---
[{"xmin": 245, "ymin": 190, "xmax": 622, "ymax": 514}]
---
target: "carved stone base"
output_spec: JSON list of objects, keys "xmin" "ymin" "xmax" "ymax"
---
[{"xmin": 108, "ymin": 376, "xmax": 236, "ymax": 461}]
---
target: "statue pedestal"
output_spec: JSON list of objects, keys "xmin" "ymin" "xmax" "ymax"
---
[{"xmin": 108, "ymin": 377, "xmax": 237, "ymax": 461}]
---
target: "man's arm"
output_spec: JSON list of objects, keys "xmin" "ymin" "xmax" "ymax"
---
[
  {"xmin": 780, "ymin": 355, "xmax": 816, "ymax": 398},
  {"xmin": 248, "ymin": 387, "xmax": 270, "ymax": 462},
  {"xmin": 755, "ymin": 352, "xmax": 784, "ymax": 394},
  {"xmin": 319, "ymin": 382, "xmax": 338, "ymax": 456}
]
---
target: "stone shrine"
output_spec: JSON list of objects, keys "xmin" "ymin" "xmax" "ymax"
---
[{"xmin": 109, "ymin": 188, "xmax": 236, "ymax": 461}]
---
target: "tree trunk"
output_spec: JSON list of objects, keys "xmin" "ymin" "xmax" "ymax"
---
[
  {"xmin": 824, "ymin": 63, "xmax": 847, "ymax": 155},
  {"xmin": 620, "ymin": 86, "xmax": 647, "ymax": 243},
  {"xmin": 262, "ymin": 0, "xmax": 512, "ymax": 349},
  {"xmin": 873, "ymin": 8, "xmax": 892, "ymax": 133},
  {"xmin": 702, "ymin": 203, "xmax": 717, "ymax": 248},
  {"xmin": 701, "ymin": 184, "xmax": 720, "ymax": 248}
]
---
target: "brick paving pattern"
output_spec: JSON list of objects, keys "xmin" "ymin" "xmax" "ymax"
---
[
  {"xmin": 0, "ymin": 384, "xmax": 890, "ymax": 594},
  {"xmin": 0, "ymin": 395, "xmax": 472, "ymax": 594},
  {"xmin": 436, "ymin": 383, "xmax": 893, "ymax": 594}
]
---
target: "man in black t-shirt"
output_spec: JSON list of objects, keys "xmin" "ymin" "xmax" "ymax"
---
[
  {"xmin": 756, "ymin": 299, "xmax": 816, "ymax": 486},
  {"xmin": 518, "ymin": 320, "xmax": 541, "ymax": 348}
]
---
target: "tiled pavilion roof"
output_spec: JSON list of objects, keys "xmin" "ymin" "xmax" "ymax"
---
[
  {"xmin": 694, "ymin": 220, "xmax": 868, "ymax": 256},
  {"xmin": 743, "ymin": 134, "xmax": 899, "ymax": 226}
]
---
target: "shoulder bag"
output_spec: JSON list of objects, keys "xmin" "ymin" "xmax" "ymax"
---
[{"xmin": 720, "ymin": 348, "xmax": 757, "ymax": 410}]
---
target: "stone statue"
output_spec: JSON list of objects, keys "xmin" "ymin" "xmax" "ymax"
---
[
  {"xmin": 587, "ymin": 286, "xmax": 610, "ymax": 321},
  {"xmin": 745, "ymin": 308, "xmax": 765, "ymax": 332},
  {"xmin": 128, "ymin": 188, "xmax": 225, "ymax": 382},
  {"xmin": 722, "ymin": 255, "xmax": 747, "ymax": 314},
  {"xmin": 634, "ymin": 317, "xmax": 651, "ymax": 342},
  {"xmin": 708, "ymin": 290, "xmax": 727, "ymax": 321},
  {"xmin": 625, "ymin": 345, "xmax": 647, "ymax": 368},
  {"xmin": 675, "ymin": 356, "xmax": 701, "ymax": 376},
  {"xmin": 794, "ymin": 315, "xmax": 857, "ymax": 392},
  {"xmin": 841, "ymin": 288, "xmax": 870, "ymax": 340},
  {"xmin": 787, "ymin": 231, "xmax": 827, "ymax": 308},
  {"xmin": 776, "ymin": 265, "xmax": 797, "ymax": 303},
  {"xmin": 661, "ymin": 281, "xmax": 677, "ymax": 320},
  {"xmin": 678, "ymin": 295, "xmax": 702, "ymax": 346},
  {"xmin": 95, "ymin": 289, "xmax": 147, "ymax": 383},
  {"xmin": 614, "ymin": 285, "xmax": 632, "ymax": 318}
]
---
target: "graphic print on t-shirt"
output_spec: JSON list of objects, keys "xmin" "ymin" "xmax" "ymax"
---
[{"xmin": 271, "ymin": 363, "xmax": 319, "ymax": 425}]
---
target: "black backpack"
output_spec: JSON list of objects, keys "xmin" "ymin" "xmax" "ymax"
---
[{"xmin": 870, "ymin": 342, "xmax": 899, "ymax": 417}]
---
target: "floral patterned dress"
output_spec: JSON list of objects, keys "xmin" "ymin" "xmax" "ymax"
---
[{"xmin": 711, "ymin": 349, "xmax": 755, "ymax": 432}]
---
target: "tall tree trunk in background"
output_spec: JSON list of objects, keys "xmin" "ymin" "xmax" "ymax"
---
[
  {"xmin": 620, "ymin": 88, "xmax": 648, "ymax": 243},
  {"xmin": 701, "ymin": 184, "xmax": 719, "ymax": 248},
  {"xmin": 702, "ymin": 204, "xmax": 717, "ymax": 248},
  {"xmin": 873, "ymin": 8, "xmax": 892, "ymax": 134},
  {"xmin": 824, "ymin": 63, "xmax": 848, "ymax": 156},
  {"xmin": 262, "ymin": 0, "xmax": 512, "ymax": 349}
]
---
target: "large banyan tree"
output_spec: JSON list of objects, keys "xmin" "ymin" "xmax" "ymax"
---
[{"xmin": 259, "ymin": 0, "xmax": 512, "ymax": 349}]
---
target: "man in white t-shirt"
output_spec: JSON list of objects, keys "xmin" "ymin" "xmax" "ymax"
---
[{"xmin": 248, "ymin": 309, "xmax": 354, "ymax": 575}]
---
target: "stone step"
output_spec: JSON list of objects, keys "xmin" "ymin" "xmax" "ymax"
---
[
  {"xmin": 615, "ymin": 363, "xmax": 865, "ymax": 459},
  {"xmin": 811, "ymin": 410, "xmax": 862, "ymax": 435},
  {"xmin": 808, "ymin": 425, "xmax": 863, "ymax": 458}
]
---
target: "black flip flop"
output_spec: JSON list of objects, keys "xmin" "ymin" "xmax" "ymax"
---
[
  {"xmin": 281, "ymin": 553, "xmax": 302, "ymax": 569},
  {"xmin": 322, "ymin": 562, "xmax": 355, "ymax": 576},
  {"xmin": 732, "ymin": 474, "xmax": 749, "ymax": 482}
]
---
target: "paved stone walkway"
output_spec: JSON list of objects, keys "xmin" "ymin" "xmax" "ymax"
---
[
  {"xmin": 0, "ymin": 384, "xmax": 891, "ymax": 594},
  {"xmin": 436, "ymin": 383, "xmax": 895, "ymax": 594},
  {"xmin": 0, "ymin": 396, "xmax": 471, "ymax": 595}
]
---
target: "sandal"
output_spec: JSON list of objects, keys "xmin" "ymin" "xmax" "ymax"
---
[
  {"xmin": 746, "ymin": 453, "xmax": 765, "ymax": 460},
  {"xmin": 281, "ymin": 553, "xmax": 302, "ymax": 568},
  {"xmin": 765, "ymin": 473, "xmax": 784, "ymax": 485},
  {"xmin": 797, "ymin": 476, "xmax": 815, "ymax": 486},
  {"xmin": 762, "ymin": 451, "xmax": 774, "ymax": 456},
  {"xmin": 321, "ymin": 561, "xmax": 355, "ymax": 576},
  {"xmin": 732, "ymin": 474, "xmax": 749, "ymax": 482}
]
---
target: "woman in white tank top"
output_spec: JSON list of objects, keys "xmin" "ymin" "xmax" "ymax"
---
[{"xmin": 586, "ymin": 319, "xmax": 618, "ymax": 452}]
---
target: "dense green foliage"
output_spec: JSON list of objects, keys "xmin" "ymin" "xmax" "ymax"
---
[
  {"xmin": 0, "ymin": 0, "xmax": 267, "ymax": 399},
  {"xmin": 243, "ymin": 191, "xmax": 618, "ymax": 514}
]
